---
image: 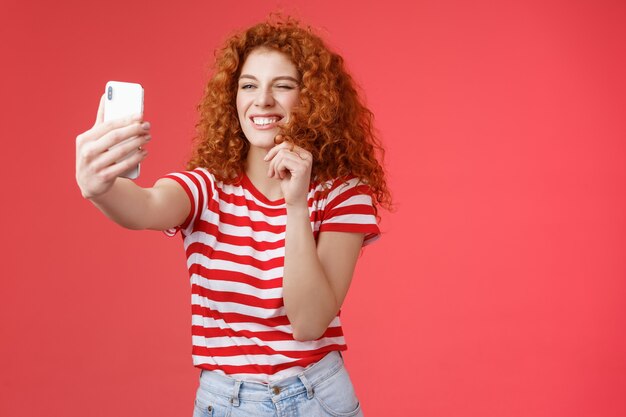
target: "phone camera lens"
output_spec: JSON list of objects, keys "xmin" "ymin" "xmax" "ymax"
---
[{"xmin": 107, "ymin": 86, "xmax": 113, "ymax": 100}]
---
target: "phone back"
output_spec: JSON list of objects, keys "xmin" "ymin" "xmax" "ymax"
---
[
  {"xmin": 103, "ymin": 81, "xmax": 144, "ymax": 179},
  {"xmin": 104, "ymin": 81, "xmax": 144, "ymax": 122}
]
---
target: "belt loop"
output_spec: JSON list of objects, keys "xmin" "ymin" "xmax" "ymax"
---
[
  {"xmin": 298, "ymin": 373, "xmax": 314, "ymax": 400},
  {"xmin": 231, "ymin": 380, "xmax": 242, "ymax": 407}
]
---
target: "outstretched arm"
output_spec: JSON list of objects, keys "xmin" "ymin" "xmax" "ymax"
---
[{"xmin": 76, "ymin": 95, "xmax": 189, "ymax": 231}]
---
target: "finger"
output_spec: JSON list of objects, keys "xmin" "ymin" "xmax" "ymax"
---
[
  {"xmin": 91, "ymin": 135, "xmax": 150, "ymax": 171},
  {"xmin": 284, "ymin": 151, "xmax": 313, "ymax": 178},
  {"xmin": 291, "ymin": 148, "xmax": 311, "ymax": 160},
  {"xmin": 94, "ymin": 94, "xmax": 105, "ymax": 127},
  {"xmin": 269, "ymin": 150, "xmax": 304, "ymax": 179},
  {"xmin": 264, "ymin": 141, "xmax": 295, "ymax": 162},
  {"xmin": 274, "ymin": 154, "xmax": 303, "ymax": 180},
  {"xmin": 281, "ymin": 147, "xmax": 311, "ymax": 164},
  {"xmin": 272, "ymin": 155, "xmax": 287, "ymax": 179},
  {"xmin": 91, "ymin": 121, "xmax": 150, "ymax": 153},
  {"xmin": 98, "ymin": 148, "xmax": 148, "ymax": 180},
  {"xmin": 267, "ymin": 148, "xmax": 293, "ymax": 177},
  {"xmin": 87, "ymin": 114, "xmax": 146, "ymax": 145},
  {"xmin": 264, "ymin": 146, "xmax": 279, "ymax": 162},
  {"xmin": 267, "ymin": 150, "xmax": 284, "ymax": 178},
  {"xmin": 267, "ymin": 152, "xmax": 278, "ymax": 177}
]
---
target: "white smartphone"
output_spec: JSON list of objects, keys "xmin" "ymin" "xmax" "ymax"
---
[{"xmin": 103, "ymin": 81, "xmax": 144, "ymax": 179}]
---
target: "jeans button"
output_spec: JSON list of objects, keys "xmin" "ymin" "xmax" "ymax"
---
[{"xmin": 272, "ymin": 386, "xmax": 280, "ymax": 395}]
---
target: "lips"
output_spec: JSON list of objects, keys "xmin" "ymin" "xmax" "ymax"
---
[{"xmin": 249, "ymin": 114, "xmax": 283, "ymax": 129}]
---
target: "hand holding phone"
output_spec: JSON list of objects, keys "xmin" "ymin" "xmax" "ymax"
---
[{"xmin": 75, "ymin": 83, "xmax": 150, "ymax": 200}]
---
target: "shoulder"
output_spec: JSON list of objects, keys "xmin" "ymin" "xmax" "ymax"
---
[
  {"xmin": 163, "ymin": 168, "xmax": 241, "ymax": 196},
  {"xmin": 313, "ymin": 175, "xmax": 380, "ymax": 244},
  {"xmin": 165, "ymin": 168, "xmax": 215, "ymax": 186},
  {"xmin": 312, "ymin": 175, "xmax": 374, "ymax": 204}
]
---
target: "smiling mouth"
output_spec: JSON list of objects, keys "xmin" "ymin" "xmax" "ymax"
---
[{"xmin": 251, "ymin": 116, "xmax": 282, "ymax": 126}]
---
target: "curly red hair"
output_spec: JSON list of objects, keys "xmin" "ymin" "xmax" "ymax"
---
[{"xmin": 188, "ymin": 16, "xmax": 391, "ymax": 210}]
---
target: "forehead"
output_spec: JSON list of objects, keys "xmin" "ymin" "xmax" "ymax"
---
[{"xmin": 240, "ymin": 48, "xmax": 298, "ymax": 77}]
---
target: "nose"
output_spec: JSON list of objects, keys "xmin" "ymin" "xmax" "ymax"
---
[{"xmin": 254, "ymin": 86, "xmax": 275, "ymax": 107}]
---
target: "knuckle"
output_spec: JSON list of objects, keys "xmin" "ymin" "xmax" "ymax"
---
[
  {"xmin": 82, "ymin": 147, "xmax": 95, "ymax": 160},
  {"xmin": 127, "ymin": 141, "xmax": 141, "ymax": 153},
  {"xmin": 107, "ymin": 147, "xmax": 122, "ymax": 161},
  {"xmin": 118, "ymin": 140, "xmax": 132, "ymax": 153},
  {"xmin": 95, "ymin": 171, "xmax": 109, "ymax": 183}
]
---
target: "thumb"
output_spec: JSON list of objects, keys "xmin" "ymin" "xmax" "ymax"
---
[
  {"xmin": 273, "ymin": 134, "xmax": 284, "ymax": 145},
  {"xmin": 94, "ymin": 93, "xmax": 105, "ymax": 126}
]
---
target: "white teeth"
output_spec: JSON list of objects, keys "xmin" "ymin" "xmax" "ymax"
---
[{"xmin": 252, "ymin": 117, "xmax": 279, "ymax": 125}]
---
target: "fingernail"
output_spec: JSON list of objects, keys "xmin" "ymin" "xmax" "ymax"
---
[
  {"xmin": 145, "ymin": 135, "xmax": 152, "ymax": 141},
  {"xmin": 142, "ymin": 122, "xmax": 151, "ymax": 130}
]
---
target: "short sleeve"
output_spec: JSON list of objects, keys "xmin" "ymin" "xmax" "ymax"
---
[
  {"xmin": 319, "ymin": 177, "xmax": 381, "ymax": 246},
  {"xmin": 160, "ymin": 168, "xmax": 214, "ymax": 237}
]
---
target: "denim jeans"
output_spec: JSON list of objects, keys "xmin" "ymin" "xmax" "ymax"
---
[{"xmin": 192, "ymin": 351, "xmax": 364, "ymax": 417}]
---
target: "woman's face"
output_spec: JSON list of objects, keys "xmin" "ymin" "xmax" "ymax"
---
[{"xmin": 236, "ymin": 48, "xmax": 300, "ymax": 150}]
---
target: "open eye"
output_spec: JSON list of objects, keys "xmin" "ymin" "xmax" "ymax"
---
[{"xmin": 240, "ymin": 83, "xmax": 256, "ymax": 90}]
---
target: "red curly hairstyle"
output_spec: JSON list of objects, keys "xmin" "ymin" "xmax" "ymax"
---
[{"xmin": 188, "ymin": 16, "xmax": 391, "ymax": 210}]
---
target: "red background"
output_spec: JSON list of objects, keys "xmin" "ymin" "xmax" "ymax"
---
[{"xmin": 2, "ymin": 1, "xmax": 625, "ymax": 416}]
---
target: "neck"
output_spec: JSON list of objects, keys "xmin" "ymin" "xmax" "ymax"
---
[{"xmin": 245, "ymin": 146, "xmax": 284, "ymax": 201}]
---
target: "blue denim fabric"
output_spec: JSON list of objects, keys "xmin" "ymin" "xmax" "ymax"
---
[{"xmin": 192, "ymin": 351, "xmax": 364, "ymax": 417}]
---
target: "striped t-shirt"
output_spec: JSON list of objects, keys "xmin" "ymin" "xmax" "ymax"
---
[{"xmin": 163, "ymin": 168, "xmax": 380, "ymax": 383}]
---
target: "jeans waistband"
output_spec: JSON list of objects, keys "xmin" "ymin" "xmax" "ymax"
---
[{"xmin": 198, "ymin": 351, "xmax": 344, "ymax": 404}]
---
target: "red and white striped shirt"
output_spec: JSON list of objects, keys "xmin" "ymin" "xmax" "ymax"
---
[{"xmin": 164, "ymin": 168, "xmax": 379, "ymax": 382}]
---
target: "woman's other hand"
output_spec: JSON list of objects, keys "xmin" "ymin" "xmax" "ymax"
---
[
  {"xmin": 75, "ymin": 94, "xmax": 151, "ymax": 199},
  {"xmin": 264, "ymin": 135, "xmax": 312, "ymax": 206}
]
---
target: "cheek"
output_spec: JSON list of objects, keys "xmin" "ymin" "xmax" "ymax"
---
[
  {"xmin": 285, "ymin": 92, "xmax": 301, "ymax": 112},
  {"xmin": 235, "ymin": 94, "xmax": 244, "ymax": 115},
  {"xmin": 235, "ymin": 95, "xmax": 249, "ymax": 124}
]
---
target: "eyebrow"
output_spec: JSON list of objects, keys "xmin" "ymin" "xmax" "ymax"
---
[{"xmin": 239, "ymin": 74, "xmax": 300, "ymax": 83}]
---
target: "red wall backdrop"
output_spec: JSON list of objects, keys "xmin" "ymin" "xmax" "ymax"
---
[{"xmin": 2, "ymin": 1, "xmax": 625, "ymax": 416}]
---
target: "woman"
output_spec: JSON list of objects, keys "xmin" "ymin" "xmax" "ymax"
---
[{"xmin": 76, "ymin": 16, "xmax": 390, "ymax": 417}]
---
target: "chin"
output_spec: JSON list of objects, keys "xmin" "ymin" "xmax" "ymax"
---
[{"xmin": 244, "ymin": 131, "xmax": 279, "ymax": 149}]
